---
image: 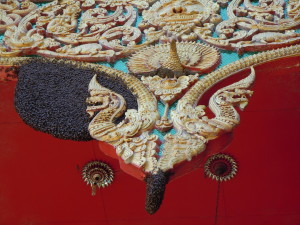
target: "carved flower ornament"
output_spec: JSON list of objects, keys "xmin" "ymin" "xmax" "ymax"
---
[
  {"xmin": 3, "ymin": 43, "xmax": 300, "ymax": 214},
  {"xmin": 1, "ymin": 0, "xmax": 300, "ymax": 216},
  {"xmin": 1, "ymin": 0, "xmax": 299, "ymax": 59}
]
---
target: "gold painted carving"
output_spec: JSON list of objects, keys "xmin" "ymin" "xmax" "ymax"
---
[
  {"xmin": 141, "ymin": 75, "xmax": 198, "ymax": 105},
  {"xmin": 86, "ymin": 45, "xmax": 300, "ymax": 174},
  {"xmin": 1, "ymin": 0, "xmax": 299, "ymax": 58},
  {"xmin": 0, "ymin": 0, "xmax": 37, "ymax": 34},
  {"xmin": 0, "ymin": 0, "xmax": 157, "ymax": 60},
  {"xmin": 128, "ymin": 40, "xmax": 221, "ymax": 74},
  {"xmin": 142, "ymin": 74, "xmax": 198, "ymax": 131},
  {"xmin": 87, "ymin": 75, "xmax": 160, "ymax": 172},
  {"xmin": 86, "ymin": 74, "xmax": 126, "ymax": 119},
  {"xmin": 83, "ymin": 61, "xmax": 160, "ymax": 173},
  {"xmin": 129, "ymin": 40, "xmax": 220, "ymax": 131},
  {"xmin": 140, "ymin": 0, "xmax": 221, "ymax": 42},
  {"xmin": 196, "ymin": 0, "xmax": 300, "ymax": 53},
  {"xmin": 139, "ymin": 0, "xmax": 300, "ymax": 53},
  {"xmin": 0, "ymin": 44, "xmax": 300, "ymax": 174},
  {"xmin": 157, "ymin": 67, "xmax": 255, "ymax": 171}
]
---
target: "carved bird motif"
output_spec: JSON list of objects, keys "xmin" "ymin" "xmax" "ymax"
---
[
  {"xmin": 87, "ymin": 63, "xmax": 256, "ymax": 214},
  {"xmin": 7, "ymin": 44, "xmax": 300, "ymax": 215}
]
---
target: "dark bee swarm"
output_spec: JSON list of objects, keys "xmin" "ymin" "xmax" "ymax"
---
[
  {"xmin": 145, "ymin": 170, "xmax": 170, "ymax": 214},
  {"xmin": 14, "ymin": 59, "xmax": 138, "ymax": 141}
]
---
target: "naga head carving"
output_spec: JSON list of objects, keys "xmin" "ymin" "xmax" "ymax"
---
[
  {"xmin": 86, "ymin": 74, "xmax": 126, "ymax": 119},
  {"xmin": 10, "ymin": 43, "xmax": 259, "ymax": 215},
  {"xmin": 21, "ymin": 38, "xmax": 298, "ymax": 216},
  {"xmin": 87, "ymin": 41, "xmax": 256, "ymax": 214},
  {"xmin": 1, "ymin": 0, "xmax": 299, "ymax": 216},
  {"xmin": 10, "ymin": 45, "xmax": 256, "ymax": 215}
]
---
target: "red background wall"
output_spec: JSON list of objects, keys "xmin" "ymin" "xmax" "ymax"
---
[{"xmin": 0, "ymin": 57, "xmax": 299, "ymax": 225}]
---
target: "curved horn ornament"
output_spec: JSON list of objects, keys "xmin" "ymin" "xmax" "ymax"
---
[
  {"xmin": 157, "ymin": 67, "xmax": 256, "ymax": 172},
  {"xmin": 2, "ymin": 44, "xmax": 300, "ymax": 215},
  {"xmin": 86, "ymin": 45, "xmax": 300, "ymax": 214}
]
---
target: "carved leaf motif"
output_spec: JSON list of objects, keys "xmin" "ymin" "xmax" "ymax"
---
[
  {"xmin": 1, "ymin": 0, "xmax": 299, "ymax": 58},
  {"xmin": 0, "ymin": 0, "xmax": 153, "ymax": 61}
]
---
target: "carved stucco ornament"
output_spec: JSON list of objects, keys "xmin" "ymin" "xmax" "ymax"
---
[
  {"xmin": 140, "ymin": 0, "xmax": 221, "ymax": 42},
  {"xmin": 86, "ymin": 42, "xmax": 257, "ymax": 213},
  {"xmin": 1, "ymin": 44, "xmax": 300, "ymax": 214},
  {"xmin": 196, "ymin": 0, "xmax": 300, "ymax": 54},
  {"xmin": 1, "ymin": 0, "xmax": 299, "ymax": 58},
  {"xmin": 87, "ymin": 65, "xmax": 256, "ymax": 174},
  {"xmin": 0, "ymin": 0, "xmax": 157, "ymax": 60},
  {"xmin": 157, "ymin": 66, "xmax": 255, "ymax": 172},
  {"xmin": 88, "ymin": 62, "xmax": 256, "ymax": 212},
  {"xmin": 85, "ymin": 44, "xmax": 300, "ymax": 213},
  {"xmin": 0, "ymin": 0, "xmax": 299, "ymax": 215},
  {"xmin": 0, "ymin": 0, "xmax": 37, "ymax": 34},
  {"xmin": 82, "ymin": 161, "xmax": 114, "ymax": 196},
  {"xmin": 139, "ymin": 0, "xmax": 300, "ymax": 53},
  {"xmin": 128, "ymin": 40, "xmax": 220, "ymax": 131},
  {"xmin": 128, "ymin": 40, "xmax": 221, "ymax": 74}
]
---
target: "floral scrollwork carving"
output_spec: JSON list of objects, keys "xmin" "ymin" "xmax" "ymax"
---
[
  {"xmin": 0, "ymin": 0, "xmax": 37, "ymax": 34},
  {"xmin": 197, "ymin": 0, "xmax": 300, "ymax": 53},
  {"xmin": 0, "ymin": 0, "xmax": 157, "ymax": 61},
  {"xmin": 140, "ymin": 0, "xmax": 221, "ymax": 42},
  {"xmin": 1, "ymin": 0, "xmax": 299, "ymax": 58}
]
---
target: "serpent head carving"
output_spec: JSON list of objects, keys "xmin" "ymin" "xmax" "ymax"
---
[{"xmin": 8, "ymin": 43, "xmax": 300, "ymax": 215}]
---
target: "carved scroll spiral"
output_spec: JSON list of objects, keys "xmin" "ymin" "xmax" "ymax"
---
[
  {"xmin": 139, "ymin": 0, "xmax": 300, "ymax": 53},
  {"xmin": 0, "ymin": 0, "xmax": 299, "ymax": 58},
  {"xmin": 0, "ymin": 0, "xmax": 158, "ymax": 61}
]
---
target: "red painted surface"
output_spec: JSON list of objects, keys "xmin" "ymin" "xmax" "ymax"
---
[{"xmin": 0, "ymin": 57, "xmax": 300, "ymax": 225}]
